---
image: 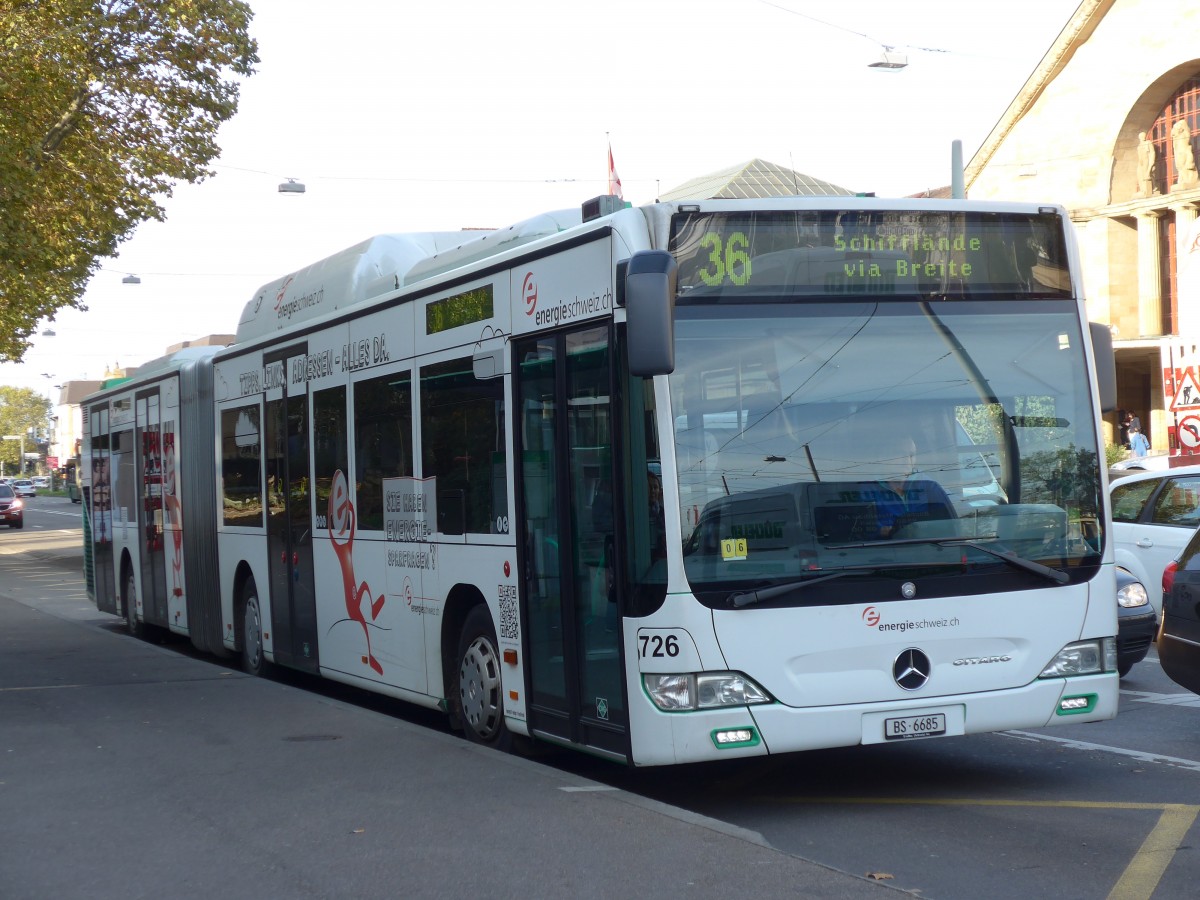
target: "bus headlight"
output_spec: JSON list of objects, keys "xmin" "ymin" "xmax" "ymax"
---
[
  {"xmin": 1038, "ymin": 638, "xmax": 1117, "ymax": 678},
  {"xmin": 643, "ymin": 672, "xmax": 772, "ymax": 711}
]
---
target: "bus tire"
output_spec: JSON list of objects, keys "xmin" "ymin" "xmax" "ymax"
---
[
  {"xmin": 241, "ymin": 581, "xmax": 269, "ymax": 677},
  {"xmin": 123, "ymin": 568, "xmax": 143, "ymax": 639},
  {"xmin": 453, "ymin": 605, "xmax": 510, "ymax": 750}
]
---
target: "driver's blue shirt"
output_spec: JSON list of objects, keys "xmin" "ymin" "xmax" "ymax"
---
[{"xmin": 867, "ymin": 479, "xmax": 955, "ymax": 533}]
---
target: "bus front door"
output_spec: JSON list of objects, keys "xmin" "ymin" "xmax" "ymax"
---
[
  {"xmin": 264, "ymin": 351, "xmax": 319, "ymax": 674},
  {"xmin": 516, "ymin": 325, "xmax": 628, "ymax": 761}
]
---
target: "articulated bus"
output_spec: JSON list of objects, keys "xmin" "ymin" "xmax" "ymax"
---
[{"xmin": 83, "ymin": 196, "xmax": 1119, "ymax": 766}]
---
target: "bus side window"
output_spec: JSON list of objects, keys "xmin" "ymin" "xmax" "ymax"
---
[
  {"xmin": 220, "ymin": 405, "xmax": 264, "ymax": 527},
  {"xmin": 354, "ymin": 372, "xmax": 413, "ymax": 531},
  {"xmin": 313, "ymin": 386, "xmax": 348, "ymax": 524},
  {"xmin": 420, "ymin": 356, "xmax": 508, "ymax": 535}
]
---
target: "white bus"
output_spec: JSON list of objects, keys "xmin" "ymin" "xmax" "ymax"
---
[{"xmin": 84, "ymin": 196, "xmax": 1120, "ymax": 765}]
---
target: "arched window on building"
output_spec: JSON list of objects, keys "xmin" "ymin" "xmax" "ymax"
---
[
  {"xmin": 1149, "ymin": 75, "xmax": 1200, "ymax": 191},
  {"xmin": 1148, "ymin": 75, "xmax": 1200, "ymax": 335}
]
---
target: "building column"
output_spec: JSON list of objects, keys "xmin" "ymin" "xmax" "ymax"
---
[
  {"xmin": 1136, "ymin": 211, "xmax": 1162, "ymax": 337},
  {"xmin": 1175, "ymin": 203, "xmax": 1199, "ymax": 253},
  {"xmin": 1174, "ymin": 204, "xmax": 1200, "ymax": 334}
]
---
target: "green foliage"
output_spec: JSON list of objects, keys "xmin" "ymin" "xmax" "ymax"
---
[
  {"xmin": 956, "ymin": 402, "xmax": 1007, "ymax": 447},
  {"xmin": 0, "ymin": 0, "xmax": 258, "ymax": 361},
  {"xmin": 1105, "ymin": 442, "xmax": 1128, "ymax": 467},
  {"xmin": 1020, "ymin": 444, "xmax": 1101, "ymax": 516},
  {"xmin": 0, "ymin": 386, "xmax": 52, "ymax": 472}
]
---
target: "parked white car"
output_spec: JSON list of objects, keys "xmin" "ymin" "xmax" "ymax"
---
[
  {"xmin": 1110, "ymin": 452, "xmax": 1173, "ymax": 476},
  {"xmin": 1109, "ymin": 464, "xmax": 1200, "ymax": 616}
]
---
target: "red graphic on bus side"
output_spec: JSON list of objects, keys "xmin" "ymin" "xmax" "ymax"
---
[
  {"xmin": 273, "ymin": 275, "xmax": 294, "ymax": 312},
  {"xmin": 163, "ymin": 432, "xmax": 184, "ymax": 597},
  {"xmin": 522, "ymin": 272, "xmax": 537, "ymax": 315},
  {"xmin": 329, "ymin": 469, "xmax": 386, "ymax": 675}
]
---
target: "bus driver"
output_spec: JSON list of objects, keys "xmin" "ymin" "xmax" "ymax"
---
[{"xmin": 873, "ymin": 436, "xmax": 955, "ymax": 537}]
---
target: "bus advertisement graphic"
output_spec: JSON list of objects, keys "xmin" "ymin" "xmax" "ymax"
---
[{"xmin": 328, "ymin": 470, "xmax": 386, "ymax": 675}]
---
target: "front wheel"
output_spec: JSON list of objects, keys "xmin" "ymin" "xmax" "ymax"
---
[
  {"xmin": 453, "ymin": 605, "xmax": 510, "ymax": 750},
  {"xmin": 241, "ymin": 582, "xmax": 269, "ymax": 677}
]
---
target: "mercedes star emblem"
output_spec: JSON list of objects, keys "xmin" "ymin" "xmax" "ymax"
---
[{"xmin": 893, "ymin": 648, "xmax": 932, "ymax": 690}]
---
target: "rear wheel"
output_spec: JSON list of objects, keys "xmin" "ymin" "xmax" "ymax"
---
[
  {"xmin": 453, "ymin": 605, "xmax": 510, "ymax": 750},
  {"xmin": 241, "ymin": 581, "xmax": 268, "ymax": 676},
  {"xmin": 123, "ymin": 569, "xmax": 143, "ymax": 639}
]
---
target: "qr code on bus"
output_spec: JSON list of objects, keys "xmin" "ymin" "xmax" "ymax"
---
[{"xmin": 497, "ymin": 585, "xmax": 518, "ymax": 640}]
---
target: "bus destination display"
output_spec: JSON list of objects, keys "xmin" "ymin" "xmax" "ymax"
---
[{"xmin": 668, "ymin": 209, "xmax": 1071, "ymax": 299}]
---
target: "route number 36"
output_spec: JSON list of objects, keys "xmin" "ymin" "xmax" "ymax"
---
[{"xmin": 697, "ymin": 231, "xmax": 752, "ymax": 287}]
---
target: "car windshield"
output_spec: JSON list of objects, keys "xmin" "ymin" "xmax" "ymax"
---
[
  {"xmin": 668, "ymin": 300, "xmax": 1104, "ymax": 604},
  {"xmin": 0, "ymin": 485, "xmax": 14, "ymax": 499}
]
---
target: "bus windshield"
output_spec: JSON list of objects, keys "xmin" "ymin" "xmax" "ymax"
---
[{"xmin": 668, "ymin": 297, "xmax": 1103, "ymax": 604}]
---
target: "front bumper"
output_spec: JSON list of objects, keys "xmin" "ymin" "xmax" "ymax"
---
[{"xmin": 1117, "ymin": 610, "xmax": 1157, "ymax": 669}]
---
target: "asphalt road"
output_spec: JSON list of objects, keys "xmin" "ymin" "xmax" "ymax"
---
[{"xmin": 6, "ymin": 496, "xmax": 1199, "ymax": 899}]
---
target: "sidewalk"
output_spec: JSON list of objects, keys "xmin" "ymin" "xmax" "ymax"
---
[{"xmin": 0, "ymin": 553, "xmax": 895, "ymax": 899}]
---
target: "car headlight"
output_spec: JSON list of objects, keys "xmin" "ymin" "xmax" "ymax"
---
[
  {"xmin": 1039, "ymin": 638, "xmax": 1117, "ymax": 678},
  {"xmin": 1117, "ymin": 580, "xmax": 1149, "ymax": 608},
  {"xmin": 643, "ymin": 672, "xmax": 772, "ymax": 711}
]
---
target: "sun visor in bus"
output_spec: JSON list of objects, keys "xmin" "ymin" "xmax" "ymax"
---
[
  {"xmin": 625, "ymin": 250, "xmax": 677, "ymax": 377},
  {"xmin": 472, "ymin": 347, "xmax": 507, "ymax": 380}
]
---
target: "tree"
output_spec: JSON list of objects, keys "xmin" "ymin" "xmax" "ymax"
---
[
  {"xmin": 0, "ymin": 386, "xmax": 52, "ymax": 474},
  {"xmin": 0, "ymin": 1, "xmax": 258, "ymax": 361}
]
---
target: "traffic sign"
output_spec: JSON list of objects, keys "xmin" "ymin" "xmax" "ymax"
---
[
  {"xmin": 1172, "ymin": 371, "xmax": 1200, "ymax": 410},
  {"xmin": 1179, "ymin": 415, "xmax": 1200, "ymax": 450}
]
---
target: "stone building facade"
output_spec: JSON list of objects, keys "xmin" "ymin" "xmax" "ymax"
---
[{"xmin": 966, "ymin": 0, "xmax": 1200, "ymax": 453}]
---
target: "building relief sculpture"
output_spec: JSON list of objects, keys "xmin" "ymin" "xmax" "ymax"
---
[
  {"xmin": 1172, "ymin": 119, "xmax": 1198, "ymax": 189},
  {"xmin": 1136, "ymin": 131, "xmax": 1158, "ymax": 198}
]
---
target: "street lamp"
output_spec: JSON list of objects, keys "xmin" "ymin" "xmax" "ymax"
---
[{"xmin": 868, "ymin": 48, "xmax": 908, "ymax": 69}]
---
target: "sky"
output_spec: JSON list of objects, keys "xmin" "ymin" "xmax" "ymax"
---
[{"xmin": 4, "ymin": 0, "xmax": 1086, "ymax": 401}]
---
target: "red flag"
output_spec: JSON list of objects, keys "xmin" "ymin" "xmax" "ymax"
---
[{"xmin": 607, "ymin": 141, "xmax": 623, "ymax": 199}]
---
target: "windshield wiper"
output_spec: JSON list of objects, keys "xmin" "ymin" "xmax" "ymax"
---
[
  {"xmin": 826, "ymin": 536, "xmax": 1069, "ymax": 585},
  {"xmin": 728, "ymin": 554, "xmax": 989, "ymax": 608},
  {"xmin": 729, "ymin": 571, "xmax": 854, "ymax": 608}
]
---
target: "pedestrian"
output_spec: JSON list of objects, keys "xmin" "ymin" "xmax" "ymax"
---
[{"xmin": 1130, "ymin": 425, "xmax": 1150, "ymax": 457}]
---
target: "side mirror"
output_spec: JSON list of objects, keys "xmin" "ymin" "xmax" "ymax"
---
[
  {"xmin": 1088, "ymin": 322, "xmax": 1116, "ymax": 413},
  {"xmin": 625, "ymin": 250, "xmax": 677, "ymax": 376}
]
